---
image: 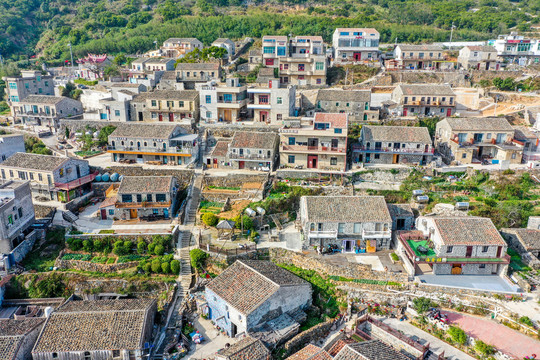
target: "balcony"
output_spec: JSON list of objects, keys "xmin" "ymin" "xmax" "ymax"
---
[
  {"xmin": 54, "ymin": 171, "xmax": 99, "ymax": 191},
  {"xmin": 116, "ymin": 200, "xmax": 171, "ymax": 209},
  {"xmin": 216, "ymin": 99, "xmax": 247, "ymax": 109},
  {"xmin": 246, "ymin": 99, "xmax": 271, "ymax": 110},
  {"xmin": 362, "ymin": 229, "xmax": 391, "ymax": 239},
  {"xmin": 281, "ymin": 144, "xmax": 346, "ymax": 154},
  {"xmin": 107, "ymin": 146, "xmax": 194, "ymax": 156},
  {"xmin": 308, "ymin": 230, "xmax": 338, "ymax": 239},
  {"xmin": 352, "ymin": 145, "xmax": 434, "ymax": 155},
  {"xmin": 228, "ymin": 152, "xmax": 272, "ymax": 160}
]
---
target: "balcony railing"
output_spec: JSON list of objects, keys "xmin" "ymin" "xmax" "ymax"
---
[
  {"xmin": 352, "ymin": 145, "xmax": 434, "ymax": 155},
  {"xmin": 282, "ymin": 144, "xmax": 346, "ymax": 153},
  {"xmin": 362, "ymin": 229, "xmax": 391, "ymax": 239},
  {"xmin": 308, "ymin": 230, "xmax": 338, "ymax": 239},
  {"xmin": 228, "ymin": 152, "xmax": 272, "ymax": 160},
  {"xmin": 217, "ymin": 99, "xmax": 246, "ymax": 104},
  {"xmin": 116, "ymin": 200, "xmax": 171, "ymax": 208},
  {"xmin": 54, "ymin": 171, "xmax": 99, "ymax": 191},
  {"xmin": 107, "ymin": 146, "xmax": 193, "ymax": 155}
]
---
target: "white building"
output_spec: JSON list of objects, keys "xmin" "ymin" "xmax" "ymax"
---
[
  {"xmin": 332, "ymin": 28, "xmax": 380, "ymax": 64},
  {"xmin": 490, "ymin": 32, "xmax": 540, "ymax": 66}
]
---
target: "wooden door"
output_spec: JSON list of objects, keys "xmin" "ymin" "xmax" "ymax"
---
[
  {"xmin": 451, "ymin": 264, "xmax": 462, "ymax": 275},
  {"xmin": 466, "ymin": 246, "xmax": 473, "ymax": 258},
  {"xmin": 403, "ymin": 109, "xmax": 407, "ymax": 116},
  {"xmin": 100, "ymin": 209, "xmax": 107, "ymax": 220},
  {"xmin": 307, "ymin": 155, "xmax": 318, "ymax": 169},
  {"xmin": 169, "ymin": 113, "xmax": 174, "ymax": 122},
  {"xmin": 130, "ymin": 209, "xmax": 137, "ymax": 219},
  {"xmin": 224, "ymin": 109, "xmax": 232, "ymax": 122},
  {"xmin": 158, "ymin": 113, "xmax": 163, "ymax": 122},
  {"xmin": 239, "ymin": 161, "xmax": 245, "ymax": 169},
  {"xmin": 392, "ymin": 154, "xmax": 399, "ymax": 164},
  {"xmin": 366, "ymin": 240, "xmax": 376, "ymax": 253},
  {"xmin": 446, "ymin": 108, "xmax": 452, "ymax": 117}
]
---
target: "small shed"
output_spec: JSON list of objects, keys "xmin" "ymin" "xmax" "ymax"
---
[{"xmin": 216, "ymin": 219, "xmax": 236, "ymax": 238}]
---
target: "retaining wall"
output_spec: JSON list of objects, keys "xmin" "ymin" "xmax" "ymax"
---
[
  {"xmin": 283, "ymin": 319, "xmax": 334, "ymax": 354},
  {"xmin": 54, "ymin": 258, "xmax": 140, "ymax": 273}
]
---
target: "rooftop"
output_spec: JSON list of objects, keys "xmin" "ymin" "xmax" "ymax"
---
[
  {"xmin": 444, "ymin": 117, "xmax": 514, "ymax": 132},
  {"xmin": 465, "ymin": 45, "xmax": 497, "ymax": 52},
  {"xmin": 165, "ymin": 37, "xmax": 201, "ymax": 43},
  {"xmin": 109, "ymin": 123, "xmax": 180, "ymax": 139},
  {"xmin": 335, "ymin": 340, "xmax": 411, "ymax": 360},
  {"xmin": 302, "ymin": 196, "xmax": 391, "ymax": 223},
  {"xmin": 33, "ymin": 299, "xmax": 155, "ymax": 353},
  {"xmin": 316, "ymin": 89, "xmax": 370, "ymax": 103},
  {"xmin": 230, "ymin": 131, "xmax": 278, "ymax": 150},
  {"xmin": 513, "ymin": 126, "xmax": 537, "ymax": 140},
  {"xmin": 19, "ymin": 95, "xmax": 66, "ymax": 105},
  {"xmin": 118, "ymin": 176, "xmax": 173, "ymax": 195},
  {"xmin": 1, "ymin": 153, "xmax": 70, "ymax": 171},
  {"xmin": 362, "ymin": 125, "xmax": 431, "ymax": 144},
  {"xmin": 396, "ymin": 84, "xmax": 455, "ymax": 96},
  {"xmin": 0, "ymin": 319, "xmax": 44, "ymax": 360},
  {"xmin": 133, "ymin": 90, "xmax": 198, "ymax": 101},
  {"xmin": 176, "ymin": 62, "xmax": 220, "ymax": 71},
  {"xmin": 206, "ymin": 260, "xmax": 309, "ymax": 315},
  {"xmin": 216, "ymin": 336, "xmax": 270, "ymax": 360},
  {"xmin": 286, "ymin": 344, "xmax": 332, "ymax": 360},
  {"xmin": 213, "ymin": 38, "xmax": 233, "ymax": 44},
  {"xmin": 432, "ymin": 217, "xmax": 506, "ymax": 246},
  {"xmin": 397, "ymin": 44, "xmax": 444, "ymax": 52},
  {"xmin": 509, "ymin": 228, "xmax": 540, "ymax": 251},
  {"xmin": 335, "ymin": 28, "xmax": 379, "ymax": 36},
  {"xmin": 313, "ymin": 113, "xmax": 348, "ymax": 129},
  {"xmin": 211, "ymin": 140, "xmax": 231, "ymax": 158},
  {"xmin": 387, "ymin": 203, "xmax": 414, "ymax": 219}
]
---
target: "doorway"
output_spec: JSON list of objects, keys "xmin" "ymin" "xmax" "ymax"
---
[
  {"xmin": 159, "ymin": 113, "xmax": 163, "ymax": 122},
  {"xmin": 446, "ymin": 108, "xmax": 452, "ymax": 117},
  {"xmin": 451, "ymin": 264, "xmax": 462, "ymax": 275},
  {"xmin": 396, "ymin": 218, "xmax": 405, "ymax": 230},
  {"xmin": 260, "ymin": 111, "xmax": 268, "ymax": 123},
  {"xmin": 231, "ymin": 322, "xmax": 237, "ymax": 338},
  {"xmin": 366, "ymin": 240, "xmax": 376, "ymax": 253},
  {"xmin": 239, "ymin": 161, "xmax": 245, "ymax": 169},
  {"xmin": 466, "ymin": 246, "xmax": 473, "ymax": 258},
  {"xmin": 392, "ymin": 154, "xmax": 400, "ymax": 164},
  {"xmin": 138, "ymin": 112, "xmax": 143, "ymax": 121},
  {"xmin": 354, "ymin": 53, "xmax": 362, "ymax": 61},
  {"xmin": 169, "ymin": 113, "xmax": 174, "ymax": 122},
  {"xmin": 130, "ymin": 209, "xmax": 137, "ymax": 219},
  {"xmin": 343, "ymin": 240, "xmax": 353, "ymax": 252},
  {"xmin": 223, "ymin": 109, "xmax": 232, "ymax": 122},
  {"xmin": 418, "ymin": 61, "xmax": 423, "ymax": 69},
  {"xmin": 100, "ymin": 209, "xmax": 107, "ymax": 220},
  {"xmin": 307, "ymin": 155, "xmax": 318, "ymax": 169}
]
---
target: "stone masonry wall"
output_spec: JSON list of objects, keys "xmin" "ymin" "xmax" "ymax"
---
[
  {"xmin": 54, "ymin": 258, "xmax": 140, "ymax": 273},
  {"xmin": 283, "ymin": 319, "xmax": 334, "ymax": 354},
  {"xmin": 100, "ymin": 166, "xmax": 193, "ymax": 186}
]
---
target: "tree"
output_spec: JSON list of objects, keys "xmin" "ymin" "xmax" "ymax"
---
[
  {"xmin": 171, "ymin": 259, "xmax": 180, "ymax": 274},
  {"xmin": 190, "ymin": 248, "xmax": 208, "ymax": 271},
  {"xmin": 233, "ymin": 215, "xmax": 253, "ymax": 231},
  {"xmin": 148, "ymin": 242, "xmax": 156, "ymax": 254},
  {"xmin": 202, "ymin": 213, "xmax": 219, "ymax": 226},
  {"xmin": 82, "ymin": 240, "xmax": 93, "ymax": 253},
  {"xmin": 35, "ymin": 274, "xmax": 67, "ymax": 298},
  {"xmin": 93, "ymin": 239, "xmax": 104, "ymax": 252},
  {"xmin": 412, "ymin": 297, "xmax": 432, "ymax": 314},
  {"xmin": 151, "ymin": 259, "xmax": 162, "ymax": 273},
  {"xmin": 60, "ymin": 82, "xmax": 82, "ymax": 100},
  {"xmin": 447, "ymin": 326, "xmax": 467, "ymax": 345},
  {"xmin": 103, "ymin": 65, "xmax": 120, "ymax": 80},
  {"xmin": 161, "ymin": 262, "xmax": 170, "ymax": 274},
  {"xmin": 113, "ymin": 240, "xmax": 128, "ymax": 256},
  {"xmin": 143, "ymin": 263, "xmax": 152, "ymax": 273},
  {"xmin": 67, "ymin": 238, "xmax": 83, "ymax": 251},
  {"xmin": 154, "ymin": 244, "xmax": 165, "ymax": 256},
  {"xmin": 137, "ymin": 240, "xmax": 146, "ymax": 254}
]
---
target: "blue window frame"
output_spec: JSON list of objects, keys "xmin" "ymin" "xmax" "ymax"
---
[
  {"xmin": 288, "ymin": 155, "xmax": 295, "ymax": 163},
  {"xmin": 340, "ymin": 32, "xmax": 349, "ymax": 36},
  {"xmin": 277, "ymin": 47, "xmax": 287, "ymax": 56},
  {"xmin": 109, "ymin": 209, "xmax": 114, "ymax": 215},
  {"xmin": 205, "ymin": 95, "xmax": 211, "ymax": 104},
  {"xmin": 288, "ymin": 137, "xmax": 296, "ymax": 145},
  {"xmin": 334, "ymin": 128, "xmax": 342, "ymax": 134}
]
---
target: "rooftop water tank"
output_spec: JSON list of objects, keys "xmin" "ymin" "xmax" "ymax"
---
[
  {"xmin": 95, "ymin": 174, "xmax": 102, "ymax": 182},
  {"xmin": 110, "ymin": 173, "xmax": 119, "ymax": 182},
  {"xmin": 245, "ymin": 208, "xmax": 256, "ymax": 217},
  {"xmin": 101, "ymin": 173, "xmax": 110, "ymax": 182},
  {"xmin": 256, "ymin": 207, "xmax": 266, "ymax": 215}
]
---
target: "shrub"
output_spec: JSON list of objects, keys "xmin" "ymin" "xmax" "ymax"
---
[
  {"xmin": 148, "ymin": 242, "xmax": 156, "ymax": 254},
  {"xmin": 447, "ymin": 326, "xmax": 467, "ymax": 345},
  {"xmin": 519, "ymin": 316, "xmax": 534, "ymax": 327},
  {"xmin": 171, "ymin": 259, "xmax": 180, "ymax": 274},
  {"xmin": 143, "ymin": 263, "xmax": 152, "ymax": 273},
  {"xmin": 137, "ymin": 240, "xmax": 146, "ymax": 254},
  {"xmin": 391, "ymin": 252, "xmax": 399, "ymax": 261},
  {"xmin": 190, "ymin": 248, "xmax": 208, "ymax": 271},
  {"xmin": 154, "ymin": 244, "xmax": 165, "ymax": 256},
  {"xmin": 93, "ymin": 239, "xmax": 104, "ymax": 252},
  {"xmin": 82, "ymin": 240, "xmax": 93, "ymax": 253},
  {"xmin": 161, "ymin": 262, "xmax": 170, "ymax": 274},
  {"xmin": 233, "ymin": 215, "xmax": 253, "ymax": 230},
  {"xmin": 202, "ymin": 212, "xmax": 219, "ymax": 226},
  {"xmin": 67, "ymin": 238, "xmax": 83, "ymax": 251},
  {"xmin": 412, "ymin": 297, "xmax": 432, "ymax": 314},
  {"xmin": 151, "ymin": 259, "xmax": 162, "ymax": 273},
  {"xmin": 474, "ymin": 340, "xmax": 495, "ymax": 355},
  {"xmin": 123, "ymin": 240, "xmax": 133, "ymax": 252}
]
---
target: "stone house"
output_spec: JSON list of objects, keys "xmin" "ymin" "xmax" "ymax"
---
[
  {"xmin": 112, "ymin": 176, "xmax": 178, "ymax": 221},
  {"xmin": 32, "ymin": 298, "xmax": 156, "ymax": 360},
  {"xmin": 175, "ymin": 63, "xmax": 222, "ymax": 89},
  {"xmin": 149, "ymin": 37, "xmax": 203, "ymax": 58},
  {"xmin": 0, "ymin": 153, "xmax": 93, "ymax": 202},
  {"xmin": 130, "ymin": 58, "xmax": 175, "ymax": 72},
  {"xmin": 299, "ymin": 196, "xmax": 392, "ymax": 252},
  {"xmin": 198, "ymin": 78, "xmax": 248, "ymax": 124},
  {"xmin": 205, "ymin": 260, "xmax": 312, "ymax": 338},
  {"xmin": 390, "ymin": 84, "xmax": 456, "ymax": 117},
  {"xmin": 0, "ymin": 318, "xmax": 45, "ymax": 360},
  {"xmin": 435, "ymin": 117, "xmax": 523, "ymax": 165},
  {"xmin": 247, "ymin": 80, "xmax": 296, "ymax": 124},
  {"xmin": 0, "ymin": 134, "xmax": 25, "ymax": 163},
  {"xmin": 204, "ymin": 140, "xmax": 231, "ymax": 169},
  {"xmin": 248, "ymin": 49, "xmax": 263, "ymax": 71},
  {"xmin": 13, "ymin": 95, "xmax": 83, "ymax": 129},
  {"xmin": 332, "ymin": 28, "xmax": 380, "ymax": 63},
  {"xmin": 458, "ymin": 46, "xmax": 500, "ymax": 70},
  {"xmin": 334, "ymin": 340, "xmax": 411, "ymax": 360},
  {"xmin": 107, "ymin": 123, "xmax": 198, "ymax": 166},
  {"xmin": 397, "ymin": 216, "xmax": 509, "ymax": 276},
  {"xmin": 226, "ymin": 131, "xmax": 279, "ymax": 171},
  {"xmin": 387, "ymin": 204, "xmax": 415, "ymax": 231},
  {"xmin": 2, "ymin": 71, "xmax": 55, "ymax": 116},
  {"xmin": 352, "ymin": 126, "xmax": 434, "ymax": 166},
  {"xmin": 214, "ymin": 336, "xmax": 270, "ymax": 360},
  {"xmin": 129, "ymin": 90, "xmax": 199, "ymax": 124},
  {"xmin": 513, "ymin": 125, "xmax": 540, "ymax": 163},
  {"xmin": 212, "ymin": 38, "xmax": 236, "ymax": 59},
  {"xmin": 280, "ymin": 114, "xmax": 348, "ymax": 172},
  {"xmin": 315, "ymin": 89, "xmax": 379, "ymax": 123},
  {"xmin": 501, "ymin": 228, "xmax": 540, "ymax": 269},
  {"xmin": 393, "ymin": 44, "xmax": 447, "ymax": 70}
]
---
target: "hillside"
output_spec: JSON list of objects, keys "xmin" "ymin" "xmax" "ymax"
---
[{"xmin": 0, "ymin": 0, "xmax": 539, "ymax": 65}]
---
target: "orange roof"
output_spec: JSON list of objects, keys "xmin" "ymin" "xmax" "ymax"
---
[{"xmin": 314, "ymin": 113, "xmax": 348, "ymax": 128}]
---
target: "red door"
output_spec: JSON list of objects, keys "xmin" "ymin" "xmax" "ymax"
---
[
  {"xmin": 403, "ymin": 108, "xmax": 408, "ymax": 116},
  {"xmin": 158, "ymin": 113, "xmax": 163, "ymax": 122},
  {"xmin": 307, "ymin": 155, "xmax": 318, "ymax": 169},
  {"xmin": 354, "ymin": 53, "xmax": 361, "ymax": 61},
  {"xmin": 446, "ymin": 108, "xmax": 452, "ymax": 117},
  {"xmin": 100, "ymin": 209, "xmax": 107, "ymax": 220},
  {"xmin": 239, "ymin": 161, "xmax": 245, "ymax": 169},
  {"xmin": 466, "ymin": 246, "xmax": 473, "ymax": 258},
  {"xmin": 169, "ymin": 113, "xmax": 174, "ymax": 122},
  {"xmin": 260, "ymin": 111, "xmax": 268, "ymax": 123}
]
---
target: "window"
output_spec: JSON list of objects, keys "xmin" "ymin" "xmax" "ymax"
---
[
  {"xmin": 18, "ymin": 207, "xmax": 22, "ymax": 218},
  {"xmin": 462, "ymin": 153, "xmax": 467, "ymax": 159},
  {"xmin": 206, "ymin": 111, "xmax": 212, "ymax": 119},
  {"xmin": 486, "ymin": 133, "xmax": 492, "ymax": 140},
  {"xmin": 115, "ymin": 110, "xmax": 120, "ymax": 117},
  {"xmin": 136, "ymin": 194, "xmax": 142, "ymax": 202},
  {"xmin": 263, "ymin": 46, "xmax": 275, "ymax": 54},
  {"xmin": 59, "ymin": 168, "xmax": 64, "ymax": 177},
  {"xmin": 151, "ymin": 100, "xmax": 157, "ymax": 107},
  {"xmin": 29, "ymin": 172, "xmax": 34, "ymax": 180},
  {"xmin": 512, "ymin": 153, "xmax": 516, "ymax": 159},
  {"xmin": 334, "ymin": 128, "xmax": 342, "ymax": 134},
  {"xmin": 109, "ymin": 209, "xmax": 114, "ymax": 215},
  {"xmin": 206, "ymin": 95, "xmax": 211, "ymax": 104},
  {"xmin": 288, "ymin": 137, "xmax": 296, "ymax": 145},
  {"xmin": 338, "ymin": 223, "xmax": 345, "ymax": 234},
  {"xmin": 153, "ymin": 209, "xmax": 159, "ymax": 215},
  {"xmin": 447, "ymin": 246, "xmax": 453, "ymax": 253},
  {"xmin": 479, "ymin": 264, "xmax": 486, "ymax": 269},
  {"xmin": 9, "ymin": 170, "xmax": 13, "ymax": 177},
  {"xmin": 156, "ymin": 194, "xmax": 166, "ymax": 202},
  {"xmin": 52, "ymin": 354, "xmax": 58, "ymax": 359},
  {"xmin": 315, "ymin": 62, "xmax": 324, "ymax": 70},
  {"xmin": 298, "ymin": 64, "xmax": 305, "ymax": 71},
  {"xmin": 179, "ymin": 101, "xmax": 184, "ymax": 107},
  {"xmin": 8, "ymin": 82, "xmax": 17, "ymax": 90},
  {"xmin": 113, "ymin": 350, "xmax": 121, "ymax": 358},
  {"xmin": 276, "ymin": 97, "xmax": 283, "ymax": 104},
  {"xmin": 374, "ymin": 154, "xmax": 380, "ymax": 159},
  {"xmin": 38, "ymin": 173, "xmax": 42, "ymax": 181},
  {"xmin": 316, "ymin": 78, "xmax": 322, "ymax": 85},
  {"xmin": 259, "ymin": 95, "xmax": 269, "ymax": 104},
  {"xmin": 353, "ymin": 223, "xmax": 361, "ymax": 233},
  {"xmin": 482, "ymin": 246, "xmax": 489, "ymax": 253},
  {"xmin": 276, "ymin": 114, "xmax": 283, "ymax": 121},
  {"xmin": 122, "ymin": 194, "xmax": 133, "ymax": 203},
  {"xmin": 330, "ymin": 157, "xmax": 338, "ymax": 165},
  {"xmin": 84, "ymin": 351, "xmax": 91, "ymax": 360},
  {"xmin": 8, "ymin": 215, "xmax": 13, "ymax": 225},
  {"xmin": 288, "ymin": 155, "xmax": 295, "ymax": 164},
  {"xmin": 147, "ymin": 194, "xmax": 153, "ymax": 202}
]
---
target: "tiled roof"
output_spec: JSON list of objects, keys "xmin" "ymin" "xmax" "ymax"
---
[
  {"xmin": 302, "ymin": 196, "xmax": 391, "ymax": 223},
  {"xmin": 206, "ymin": 260, "xmax": 309, "ymax": 315},
  {"xmin": 294, "ymin": 36, "xmax": 324, "ymax": 42},
  {"xmin": 109, "ymin": 123, "xmax": 180, "ymax": 139},
  {"xmin": 145, "ymin": 58, "xmax": 175, "ymax": 64},
  {"xmin": 160, "ymin": 71, "xmax": 178, "ymax": 80},
  {"xmin": 165, "ymin": 37, "xmax": 201, "ymax": 43},
  {"xmin": 432, "ymin": 217, "xmax": 506, "ymax": 246},
  {"xmin": 387, "ymin": 203, "xmax": 414, "ymax": 218},
  {"xmin": 397, "ymin": 44, "xmax": 443, "ymax": 52},
  {"xmin": 511, "ymin": 228, "xmax": 540, "ymax": 251},
  {"xmin": 216, "ymin": 336, "xmax": 270, "ymax": 360},
  {"xmin": 230, "ymin": 131, "xmax": 278, "ymax": 150},
  {"xmin": 512, "ymin": 126, "xmax": 537, "ymax": 140},
  {"xmin": 316, "ymin": 89, "xmax": 370, "ymax": 103},
  {"xmin": 111, "ymin": 83, "xmax": 142, "ymax": 88},
  {"xmin": 118, "ymin": 176, "xmax": 173, "ymax": 194},
  {"xmin": 211, "ymin": 141, "xmax": 231, "ymax": 157},
  {"xmin": 335, "ymin": 340, "xmax": 410, "ymax": 360},
  {"xmin": 286, "ymin": 344, "xmax": 332, "ymax": 360},
  {"xmin": 1, "ymin": 153, "xmax": 69, "ymax": 171},
  {"xmin": 263, "ymin": 35, "xmax": 288, "ymax": 41},
  {"xmin": 176, "ymin": 62, "xmax": 220, "ymax": 71},
  {"xmin": 465, "ymin": 45, "xmax": 497, "ymax": 52},
  {"xmin": 314, "ymin": 113, "xmax": 348, "ymax": 129},
  {"xmin": 0, "ymin": 318, "xmax": 44, "ymax": 359},
  {"xmin": 133, "ymin": 90, "xmax": 198, "ymax": 101},
  {"xmin": 444, "ymin": 117, "xmax": 514, "ymax": 132},
  {"xmin": 335, "ymin": 28, "xmax": 379, "ymax": 36},
  {"xmin": 19, "ymin": 95, "xmax": 66, "ymax": 105},
  {"xmin": 33, "ymin": 299, "xmax": 155, "ymax": 353},
  {"xmin": 213, "ymin": 38, "xmax": 233, "ymax": 44},
  {"xmin": 397, "ymin": 84, "xmax": 455, "ymax": 96},
  {"xmin": 362, "ymin": 126, "xmax": 432, "ymax": 144}
]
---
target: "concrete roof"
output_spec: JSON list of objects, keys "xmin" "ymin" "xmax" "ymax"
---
[
  {"xmin": 109, "ymin": 123, "xmax": 180, "ymax": 139},
  {"xmin": 397, "ymin": 44, "xmax": 443, "ymax": 52},
  {"xmin": 133, "ymin": 90, "xmax": 198, "ymax": 101}
]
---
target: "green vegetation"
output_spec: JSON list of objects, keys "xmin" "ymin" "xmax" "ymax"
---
[
  {"xmin": 202, "ymin": 212, "xmax": 219, "ymax": 226},
  {"xmin": 24, "ymin": 136, "xmax": 52, "ymax": 155},
  {"xmin": 60, "ymin": 82, "xmax": 82, "ymax": 100},
  {"xmin": 448, "ymin": 326, "xmax": 468, "ymax": 345},
  {"xmin": 78, "ymin": 125, "xmax": 117, "ymax": 151},
  {"xmin": 391, "ymin": 252, "xmax": 399, "ymax": 262},
  {"xmin": 74, "ymin": 78, "xmax": 98, "ymax": 86},
  {"xmin": 474, "ymin": 340, "xmax": 495, "ymax": 356},
  {"xmin": 22, "ymin": 228, "xmax": 65, "ymax": 272},
  {"xmin": 75, "ymin": 150, "xmax": 103, "ymax": 158},
  {"xmin": 176, "ymin": 46, "xmax": 227, "ymax": 63},
  {"xmin": 190, "ymin": 248, "xmax": 209, "ymax": 272},
  {"xmin": 412, "ymin": 297, "xmax": 433, "ymax": 314},
  {"xmin": 199, "ymin": 200, "xmax": 224, "ymax": 214},
  {"xmin": 137, "ymin": 254, "xmax": 178, "ymax": 274},
  {"xmin": 519, "ymin": 316, "xmax": 534, "ymax": 327},
  {"xmin": 207, "ymin": 185, "xmax": 240, "ymax": 191},
  {"xmin": 328, "ymin": 275, "xmax": 402, "ymax": 287}
]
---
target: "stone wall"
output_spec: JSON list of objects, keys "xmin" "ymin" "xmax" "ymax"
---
[
  {"xmin": 202, "ymin": 124, "xmax": 279, "ymax": 139},
  {"xmin": 269, "ymin": 248, "xmax": 408, "ymax": 283},
  {"xmin": 283, "ymin": 319, "xmax": 334, "ymax": 354},
  {"xmin": 10, "ymin": 230, "xmax": 40, "ymax": 264},
  {"xmin": 54, "ymin": 258, "xmax": 140, "ymax": 273},
  {"xmin": 91, "ymin": 182, "xmax": 117, "ymax": 198},
  {"xmin": 387, "ymin": 71, "xmax": 469, "ymax": 87},
  {"xmin": 34, "ymin": 205, "xmax": 56, "ymax": 219},
  {"xmin": 352, "ymin": 168, "xmax": 411, "ymax": 183},
  {"xmin": 358, "ymin": 318, "xmax": 424, "ymax": 358},
  {"xmin": 60, "ymin": 119, "xmax": 193, "ymax": 135},
  {"xmin": 66, "ymin": 228, "xmax": 177, "ymax": 245},
  {"xmin": 65, "ymin": 191, "xmax": 94, "ymax": 213}
]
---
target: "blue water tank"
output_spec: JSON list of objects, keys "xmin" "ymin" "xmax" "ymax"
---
[
  {"xmin": 110, "ymin": 173, "xmax": 119, "ymax": 182},
  {"xmin": 102, "ymin": 173, "xmax": 110, "ymax": 182},
  {"xmin": 95, "ymin": 174, "xmax": 102, "ymax": 182},
  {"xmin": 119, "ymin": 175, "xmax": 124, "ymax": 182}
]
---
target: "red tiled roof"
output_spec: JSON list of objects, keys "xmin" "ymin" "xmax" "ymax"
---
[
  {"xmin": 286, "ymin": 344, "xmax": 332, "ymax": 360},
  {"xmin": 314, "ymin": 113, "xmax": 348, "ymax": 129}
]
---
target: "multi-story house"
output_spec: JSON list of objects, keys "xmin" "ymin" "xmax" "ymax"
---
[
  {"xmin": 111, "ymin": 176, "xmax": 178, "ymax": 220},
  {"xmin": 198, "ymin": 78, "xmax": 248, "ymax": 123},
  {"xmin": 0, "ymin": 318, "xmax": 45, "ymax": 359},
  {"xmin": 130, "ymin": 57, "xmax": 176, "ymax": 72},
  {"xmin": 107, "ymin": 123, "xmax": 198, "ymax": 166},
  {"xmin": 435, "ymin": 117, "xmax": 523, "ymax": 165},
  {"xmin": 13, "ymin": 95, "xmax": 83, "ymax": 128},
  {"xmin": 458, "ymin": 46, "xmax": 500, "ymax": 70},
  {"xmin": 393, "ymin": 45, "xmax": 446, "ymax": 70},
  {"xmin": 280, "ymin": 113, "xmax": 348, "ymax": 171},
  {"xmin": 397, "ymin": 216, "xmax": 509, "ymax": 276},
  {"xmin": 390, "ymin": 84, "xmax": 456, "ymax": 117},
  {"xmin": 146, "ymin": 38, "xmax": 203, "ymax": 58},
  {"xmin": 299, "ymin": 196, "xmax": 392, "ymax": 252},
  {"xmin": 0, "ymin": 153, "xmax": 94, "ymax": 202},
  {"xmin": 332, "ymin": 28, "xmax": 380, "ymax": 64},
  {"xmin": 352, "ymin": 126, "xmax": 434, "ymax": 166},
  {"xmin": 0, "ymin": 134, "xmax": 25, "ymax": 163},
  {"xmin": 513, "ymin": 125, "xmax": 540, "ymax": 163},
  {"xmin": 315, "ymin": 89, "xmax": 378, "ymax": 123},
  {"xmin": 212, "ymin": 38, "xmax": 236, "ymax": 59},
  {"xmin": 248, "ymin": 49, "xmax": 263, "ymax": 71},
  {"xmin": 130, "ymin": 90, "xmax": 199, "ymax": 124},
  {"xmin": 262, "ymin": 35, "xmax": 327, "ymax": 86},
  {"xmin": 176, "ymin": 63, "xmax": 222, "ymax": 89},
  {"xmin": 93, "ymin": 89, "xmax": 134, "ymax": 122},
  {"xmin": 491, "ymin": 32, "xmax": 540, "ymax": 66},
  {"xmin": 2, "ymin": 71, "xmax": 55, "ymax": 116},
  {"xmin": 247, "ymin": 80, "xmax": 296, "ymax": 124},
  {"xmin": 226, "ymin": 131, "xmax": 279, "ymax": 171}
]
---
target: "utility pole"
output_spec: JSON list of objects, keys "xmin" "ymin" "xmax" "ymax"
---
[
  {"xmin": 67, "ymin": 43, "xmax": 74, "ymax": 77},
  {"xmin": 0, "ymin": 54, "xmax": 4, "ymax": 74},
  {"xmin": 449, "ymin": 22, "xmax": 456, "ymax": 49}
]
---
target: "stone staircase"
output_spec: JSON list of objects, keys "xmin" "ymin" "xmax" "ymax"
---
[
  {"xmin": 62, "ymin": 210, "xmax": 79, "ymax": 223},
  {"xmin": 186, "ymin": 174, "xmax": 202, "ymax": 225},
  {"xmin": 177, "ymin": 230, "xmax": 193, "ymax": 297}
]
